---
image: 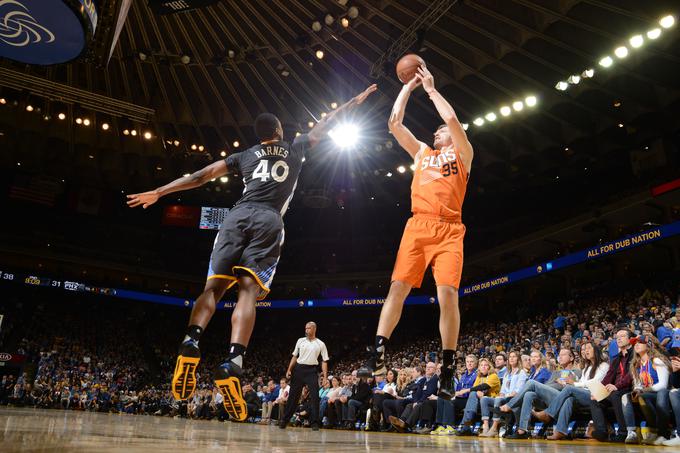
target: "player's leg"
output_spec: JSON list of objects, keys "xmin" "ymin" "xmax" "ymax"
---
[
  {"xmin": 431, "ymin": 222, "xmax": 465, "ymax": 399},
  {"xmin": 359, "ymin": 218, "xmax": 426, "ymax": 377},
  {"xmin": 172, "ymin": 278, "xmax": 232, "ymax": 401},
  {"xmin": 215, "ymin": 206, "xmax": 283, "ymax": 421},
  {"xmin": 214, "ymin": 274, "xmax": 259, "ymax": 422}
]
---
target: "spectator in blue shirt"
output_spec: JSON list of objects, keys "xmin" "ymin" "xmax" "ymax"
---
[
  {"xmin": 430, "ymin": 355, "xmax": 479, "ymax": 434},
  {"xmin": 554, "ymin": 313, "xmax": 567, "ymax": 334}
]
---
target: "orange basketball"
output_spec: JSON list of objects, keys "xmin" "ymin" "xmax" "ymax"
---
[{"xmin": 396, "ymin": 54, "xmax": 425, "ymax": 83}]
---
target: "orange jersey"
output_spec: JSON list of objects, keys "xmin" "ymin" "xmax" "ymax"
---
[{"xmin": 411, "ymin": 146, "xmax": 469, "ymax": 221}]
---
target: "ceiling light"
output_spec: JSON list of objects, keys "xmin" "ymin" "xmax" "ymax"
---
[
  {"xmin": 102, "ymin": 123, "xmax": 109, "ymax": 130},
  {"xmin": 83, "ymin": 118, "xmax": 91, "ymax": 126},
  {"xmin": 499, "ymin": 106, "xmax": 511, "ymax": 116},
  {"xmin": 232, "ymin": 141, "xmax": 239, "ymax": 147},
  {"xmin": 295, "ymin": 132, "xmax": 301, "ymax": 137},
  {"xmin": 629, "ymin": 34, "xmax": 644, "ymax": 48},
  {"xmin": 180, "ymin": 55, "xmax": 191, "ymax": 64},
  {"xmin": 227, "ymin": 50, "xmax": 236, "ymax": 58},
  {"xmin": 512, "ymin": 101, "xmax": 524, "ymax": 111},
  {"xmin": 618, "ymin": 123, "xmax": 624, "ymax": 128},
  {"xmin": 659, "ymin": 15, "xmax": 675, "ymax": 29},
  {"xmin": 614, "ymin": 46, "xmax": 628, "ymax": 58},
  {"xmin": 341, "ymin": 17, "xmax": 350, "ymax": 28},
  {"xmin": 220, "ymin": 176, "xmax": 229, "ymax": 183},
  {"xmin": 130, "ymin": 130, "xmax": 137, "ymax": 136},
  {"xmin": 386, "ymin": 172, "xmax": 392, "ymax": 177},
  {"xmin": 582, "ymin": 68, "xmax": 595, "ymax": 78},
  {"xmin": 410, "ymin": 164, "xmax": 415, "ymax": 171},
  {"xmin": 183, "ymin": 173, "xmax": 191, "ymax": 177},
  {"xmin": 281, "ymin": 70, "xmax": 290, "ymax": 77},
  {"xmin": 613, "ymin": 101, "xmax": 621, "ymax": 107},
  {"xmin": 555, "ymin": 81, "xmax": 569, "ymax": 91},
  {"xmin": 525, "ymin": 95, "xmax": 537, "ymax": 107},
  {"xmin": 155, "ymin": 166, "xmax": 162, "ymax": 171},
  {"xmin": 485, "ymin": 112, "xmax": 497, "ymax": 122},
  {"xmin": 599, "ymin": 56, "xmax": 613, "ymax": 67},
  {"xmin": 308, "ymin": 121, "xmax": 314, "ymax": 128},
  {"xmin": 123, "ymin": 129, "xmax": 130, "ymax": 135},
  {"xmin": 328, "ymin": 123, "xmax": 359, "ymax": 148},
  {"xmin": 348, "ymin": 6, "xmax": 359, "ymax": 19},
  {"xmin": 173, "ymin": 140, "xmax": 180, "ymax": 146},
  {"xmin": 567, "ymin": 75, "xmax": 581, "ymax": 84},
  {"xmin": 461, "ymin": 123, "xmax": 469, "ymax": 130},
  {"xmin": 191, "ymin": 144, "xmax": 197, "ymax": 150},
  {"xmin": 220, "ymin": 151, "xmax": 226, "ymax": 157},
  {"xmin": 26, "ymin": 105, "xmax": 33, "ymax": 112},
  {"xmin": 315, "ymin": 50, "xmax": 324, "ymax": 59},
  {"xmin": 43, "ymin": 115, "xmax": 50, "ymax": 121},
  {"xmin": 397, "ymin": 165, "xmax": 406, "ymax": 173},
  {"xmin": 321, "ymin": 112, "xmax": 327, "ymax": 118},
  {"xmin": 324, "ymin": 14, "xmax": 334, "ymax": 26},
  {"xmin": 88, "ymin": 155, "xmax": 94, "ymax": 159},
  {"xmin": 0, "ymin": 98, "xmax": 6, "ymax": 104},
  {"xmin": 75, "ymin": 117, "xmax": 83, "ymax": 124},
  {"xmin": 311, "ymin": 21, "xmax": 322, "ymax": 32},
  {"xmin": 647, "ymin": 28, "xmax": 661, "ymax": 39},
  {"xmin": 198, "ymin": 145, "xmax": 204, "ymax": 151},
  {"xmin": 138, "ymin": 52, "xmax": 147, "ymax": 61},
  {"xmin": 330, "ymin": 102, "xmax": 338, "ymax": 109},
  {"xmin": 58, "ymin": 113, "xmax": 66, "ymax": 120},
  {"xmin": 473, "ymin": 117, "xmax": 484, "ymax": 126},
  {"xmin": 144, "ymin": 131, "xmax": 152, "ymax": 140}
]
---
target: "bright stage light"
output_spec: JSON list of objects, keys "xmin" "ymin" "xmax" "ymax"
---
[
  {"xmin": 614, "ymin": 46, "xmax": 628, "ymax": 58},
  {"xmin": 485, "ymin": 112, "xmax": 496, "ymax": 122},
  {"xmin": 660, "ymin": 15, "xmax": 675, "ymax": 29},
  {"xmin": 473, "ymin": 117, "xmax": 484, "ymax": 127},
  {"xmin": 499, "ymin": 106, "xmax": 511, "ymax": 116},
  {"xmin": 647, "ymin": 28, "xmax": 661, "ymax": 40},
  {"xmin": 599, "ymin": 56, "xmax": 613, "ymax": 67},
  {"xmin": 328, "ymin": 123, "xmax": 359, "ymax": 148},
  {"xmin": 397, "ymin": 165, "xmax": 406, "ymax": 173},
  {"xmin": 582, "ymin": 69, "xmax": 595, "ymax": 78},
  {"xmin": 629, "ymin": 34, "xmax": 644, "ymax": 48},
  {"xmin": 555, "ymin": 81, "xmax": 568, "ymax": 91},
  {"xmin": 525, "ymin": 95, "xmax": 537, "ymax": 107},
  {"xmin": 512, "ymin": 101, "xmax": 524, "ymax": 111}
]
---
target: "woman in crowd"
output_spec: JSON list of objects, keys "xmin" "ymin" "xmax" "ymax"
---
[
  {"xmin": 480, "ymin": 351, "xmax": 527, "ymax": 437},
  {"xmin": 534, "ymin": 340, "xmax": 609, "ymax": 440},
  {"xmin": 456, "ymin": 357, "xmax": 501, "ymax": 435},
  {"xmin": 622, "ymin": 335, "xmax": 672, "ymax": 445},
  {"xmin": 321, "ymin": 376, "xmax": 341, "ymax": 427}
]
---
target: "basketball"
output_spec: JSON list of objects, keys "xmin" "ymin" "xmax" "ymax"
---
[{"xmin": 396, "ymin": 54, "xmax": 425, "ymax": 83}]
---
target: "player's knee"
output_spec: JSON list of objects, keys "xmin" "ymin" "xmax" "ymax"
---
[
  {"xmin": 390, "ymin": 280, "xmax": 412, "ymax": 296},
  {"xmin": 238, "ymin": 275, "xmax": 260, "ymax": 294}
]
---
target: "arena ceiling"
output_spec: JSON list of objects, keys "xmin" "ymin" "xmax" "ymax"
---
[{"xmin": 0, "ymin": 0, "xmax": 678, "ymax": 205}]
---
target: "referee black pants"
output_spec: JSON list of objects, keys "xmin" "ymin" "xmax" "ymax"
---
[{"xmin": 282, "ymin": 364, "xmax": 320, "ymax": 425}]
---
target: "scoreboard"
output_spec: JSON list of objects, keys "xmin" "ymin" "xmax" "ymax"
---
[{"xmin": 199, "ymin": 207, "xmax": 229, "ymax": 230}]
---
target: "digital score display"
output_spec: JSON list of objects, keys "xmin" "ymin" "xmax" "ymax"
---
[{"xmin": 199, "ymin": 207, "xmax": 229, "ymax": 230}]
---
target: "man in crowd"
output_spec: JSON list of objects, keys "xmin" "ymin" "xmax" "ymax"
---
[{"xmin": 590, "ymin": 328, "xmax": 634, "ymax": 443}]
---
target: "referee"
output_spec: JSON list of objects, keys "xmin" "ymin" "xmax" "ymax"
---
[{"xmin": 279, "ymin": 321, "xmax": 329, "ymax": 430}]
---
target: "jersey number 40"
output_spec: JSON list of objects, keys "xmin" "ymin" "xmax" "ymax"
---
[{"xmin": 253, "ymin": 160, "xmax": 289, "ymax": 182}]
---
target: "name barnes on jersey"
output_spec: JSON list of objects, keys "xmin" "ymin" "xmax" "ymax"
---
[{"xmin": 254, "ymin": 144, "xmax": 289, "ymax": 159}]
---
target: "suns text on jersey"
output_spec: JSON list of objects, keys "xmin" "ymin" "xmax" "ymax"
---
[{"xmin": 421, "ymin": 149, "xmax": 456, "ymax": 170}]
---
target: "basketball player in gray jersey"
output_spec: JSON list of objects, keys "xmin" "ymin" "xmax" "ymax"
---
[{"xmin": 127, "ymin": 84, "xmax": 376, "ymax": 420}]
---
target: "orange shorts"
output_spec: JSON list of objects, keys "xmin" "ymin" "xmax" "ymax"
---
[{"xmin": 391, "ymin": 214, "xmax": 465, "ymax": 289}]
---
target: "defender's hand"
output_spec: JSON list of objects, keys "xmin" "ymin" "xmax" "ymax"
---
[{"xmin": 353, "ymin": 84, "xmax": 378, "ymax": 105}]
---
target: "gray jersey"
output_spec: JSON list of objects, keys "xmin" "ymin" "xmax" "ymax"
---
[{"xmin": 225, "ymin": 135, "xmax": 309, "ymax": 215}]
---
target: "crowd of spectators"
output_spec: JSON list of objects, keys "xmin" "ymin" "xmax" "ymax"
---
[{"xmin": 1, "ymin": 281, "xmax": 679, "ymax": 446}]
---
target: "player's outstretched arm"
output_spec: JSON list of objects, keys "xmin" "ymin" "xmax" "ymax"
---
[
  {"xmin": 388, "ymin": 77, "xmax": 427, "ymax": 159},
  {"xmin": 126, "ymin": 160, "xmax": 228, "ymax": 209},
  {"xmin": 308, "ymin": 84, "xmax": 378, "ymax": 148},
  {"xmin": 417, "ymin": 66, "xmax": 473, "ymax": 167}
]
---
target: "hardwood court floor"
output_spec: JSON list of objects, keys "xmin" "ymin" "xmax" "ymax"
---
[{"xmin": 0, "ymin": 407, "xmax": 674, "ymax": 452}]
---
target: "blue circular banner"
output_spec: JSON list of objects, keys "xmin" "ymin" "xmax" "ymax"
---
[{"xmin": 0, "ymin": 0, "xmax": 97, "ymax": 65}]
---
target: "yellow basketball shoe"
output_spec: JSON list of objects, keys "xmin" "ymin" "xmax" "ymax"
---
[{"xmin": 171, "ymin": 339, "xmax": 200, "ymax": 401}]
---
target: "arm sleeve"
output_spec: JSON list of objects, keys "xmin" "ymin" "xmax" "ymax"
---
[
  {"xmin": 650, "ymin": 359, "xmax": 670, "ymax": 392},
  {"xmin": 292, "ymin": 339, "xmax": 301, "ymax": 357},
  {"xmin": 292, "ymin": 134, "xmax": 311, "ymax": 157},
  {"xmin": 225, "ymin": 152, "xmax": 241, "ymax": 170}
]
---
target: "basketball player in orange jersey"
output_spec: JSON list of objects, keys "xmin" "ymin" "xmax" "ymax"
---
[{"xmin": 359, "ymin": 66, "xmax": 472, "ymax": 399}]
